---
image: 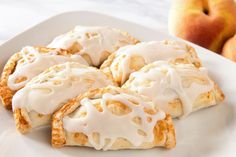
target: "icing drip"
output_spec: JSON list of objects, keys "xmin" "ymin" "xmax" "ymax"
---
[
  {"xmin": 110, "ymin": 41, "xmax": 197, "ymax": 84},
  {"xmin": 12, "ymin": 62, "xmax": 114, "ymax": 114},
  {"xmin": 8, "ymin": 46, "xmax": 88, "ymax": 90},
  {"xmin": 63, "ymin": 91, "xmax": 166, "ymax": 150},
  {"xmin": 48, "ymin": 26, "xmax": 135, "ymax": 66},
  {"xmin": 124, "ymin": 61, "xmax": 214, "ymax": 117}
]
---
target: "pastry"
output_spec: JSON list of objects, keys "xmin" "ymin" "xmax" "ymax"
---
[
  {"xmin": 12, "ymin": 62, "xmax": 116, "ymax": 133},
  {"xmin": 100, "ymin": 40, "xmax": 201, "ymax": 86},
  {"xmin": 48, "ymin": 25, "xmax": 139, "ymax": 67},
  {"xmin": 0, "ymin": 46, "xmax": 88, "ymax": 110},
  {"xmin": 51, "ymin": 86, "xmax": 176, "ymax": 150},
  {"xmin": 123, "ymin": 61, "xmax": 225, "ymax": 118}
]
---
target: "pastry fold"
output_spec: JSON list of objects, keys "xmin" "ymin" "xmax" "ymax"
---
[
  {"xmin": 0, "ymin": 46, "xmax": 88, "ymax": 110},
  {"xmin": 122, "ymin": 61, "xmax": 225, "ymax": 118},
  {"xmin": 48, "ymin": 25, "xmax": 139, "ymax": 67},
  {"xmin": 100, "ymin": 40, "xmax": 201, "ymax": 86},
  {"xmin": 51, "ymin": 86, "xmax": 176, "ymax": 150},
  {"xmin": 13, "ymin": 62, "xmax": 116, "ymax": 133}
]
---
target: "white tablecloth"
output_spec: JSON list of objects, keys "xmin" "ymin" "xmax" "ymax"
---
[{"xmin": 0, "ymin": 0, "xmax": 171, "ymax": 44}]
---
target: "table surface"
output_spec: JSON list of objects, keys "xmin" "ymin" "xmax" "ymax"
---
[{"xmin": 0, "ymin": 0, "xmax": 171, "ymax": 44}]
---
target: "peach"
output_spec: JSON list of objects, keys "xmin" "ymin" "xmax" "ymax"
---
[
  {"xmin": 168, "ymin": 0, "xmax": 236, "ymax": 53},
  {"xmin": 222, "ymin": 34, "xmax": 236, "ymax": 61}
]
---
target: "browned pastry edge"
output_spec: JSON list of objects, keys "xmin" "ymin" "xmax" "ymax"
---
[
  {"xmin": 13, "ymin": 107, "xmax": 52, "ymax": 134},
  {"xmin": 190, "ymin": 81, "xmax": 225, "ymax": 117},
  {"xmin": 51, "ymin": 86, "xmax": 176, "ymax": 149},
  {"xmin": 213, "ymin": 82, "xmax": 225, "ymax": 103},
  {"xmin": 0, "ymin": 52, "xmax": 19, "ymax": 110},
  {"xmin": 100, "ymin": 53, "xmax": 118, "ymax": 84},
  {"xmin": 116, "ymin": 28, "xmax": 140, "ymax": 47},
  {"xmin": 13, "ymin": 108, "xmax": 32, "ymax": 134},
  {"xmin": 0, "ymin": 47, "xmax": 76, "ymax": 110}
]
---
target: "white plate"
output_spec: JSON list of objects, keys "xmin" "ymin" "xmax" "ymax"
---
[{"xmin": 0, "ymin": 11, "xmax": 236, "ymax": 157}]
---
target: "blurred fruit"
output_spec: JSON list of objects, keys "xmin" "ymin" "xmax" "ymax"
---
[
  {"xmin": 168, "ymin": 0, "xmax": 236, "ymax": 53},
  {"xmin": 222, "ymin": 34, "xmax": 236, "ymax": 61}
]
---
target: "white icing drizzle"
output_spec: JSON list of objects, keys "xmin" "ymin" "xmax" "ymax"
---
[
  {"xmin": 110, "ymin": 41, "xmax": 196, "ymax": 84},
  {"xmin": 124, "ymin": 61, "xmax": 214, "ymax": 117},
  {"xmin": 48, "ymin": 25, "xmax": 136, "ymax": 66},
  {"xmin": 63, "ymin": 91, "xmax": 166, "ymax": 150},
  {"xmin": 8, "ymin": 46, "xmax": 88, "ymax": 90},
  {"xmin": 12, "ymin": 62, "xmax": 114, "ymax": 114}
]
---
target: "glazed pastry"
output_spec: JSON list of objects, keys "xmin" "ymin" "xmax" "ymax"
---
[
  {"xmin": 0, "ymin": 46, "xmax": 88, "ymax": 110},
  {"xmin": 100, "ymin": 40, "xmax": 201, "ymax": 86},
  {"xmin": 122, "ymin": 61, "xmax": 225, "ymax": 118},
  {"xmin": 12, "ymin": 62, "xmax": 116, "ymax": 133},
  {"xmin": 48, "ymin": 25, "xmax": 139, "ymax": 67},
  {"xmin": 51, "ymin": 86, "xmax": 176, "ymax": 150}
]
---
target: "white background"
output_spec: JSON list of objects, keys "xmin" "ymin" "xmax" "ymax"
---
[{"xmin": 0, "ymin": 0, "xmax": 171, "ymax": 44}]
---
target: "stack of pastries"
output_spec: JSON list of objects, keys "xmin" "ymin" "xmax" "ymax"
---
[{"xmin": 0, "ymin": 25, "xmax": 224, "ymax": 151}]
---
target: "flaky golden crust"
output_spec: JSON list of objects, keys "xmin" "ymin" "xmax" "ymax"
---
[
  {"xmin": 115, "ymin": 29, "xmax": 139, "ymax": 47},
  {"xmin": 0, "ymin": 52, "xmax": 19, "ymax": 110},
  {"xmin": 51, "ymin": 86, "xmax": 176, "ymax": 149},
  {"xmin": 13, "ymin": 108, "xmax": 32, "ymax": 134},
  {"xmin": 13, "ymin": 107, "xmax": 52, "ymax": 133},
  {"xmin": 100, "ymin": 53, "xmax": 117, "ymax": 84},
  {"xmin": 213, "ymin": 82, "xmax": 225, "ymax": 103},
  {"xmin": 0, "ymin": 47, "xmax": 74, "ymax": 110}
]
